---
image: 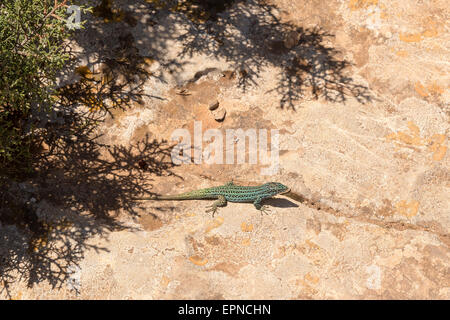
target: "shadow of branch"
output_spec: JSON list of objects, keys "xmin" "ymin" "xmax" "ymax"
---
[
  {"xmin": 175, "ymin": 0, "xmax": 373, "ymax": 109},
  {"xmin": 0, "ymin": 42, "xmax": 179, "ymax": 299}
]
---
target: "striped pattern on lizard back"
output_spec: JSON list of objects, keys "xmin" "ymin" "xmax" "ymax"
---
[{"xmin": 160, "ymin": 184, "xmax": 278, "ymax": 202}]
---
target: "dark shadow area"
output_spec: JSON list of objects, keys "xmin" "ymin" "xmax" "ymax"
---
[
  {"xmin": 0, "ymin": 39, "xmax": 178, "ymax": 296},
  {"xmin": 0, "ymin": 191, "xmax": 114, "ymax": 296},
  {"xmin": 1, "ymin": 107, "xmax": 178, "ymax": 298},
  {"xmin": 264, "ymin": 197, "xmax": 299, "ymax": 208}
]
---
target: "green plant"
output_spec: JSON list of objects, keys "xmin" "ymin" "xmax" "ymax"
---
[{"xmin": 0, "ymin": 0, "xmax": 87, "ymax": 176}]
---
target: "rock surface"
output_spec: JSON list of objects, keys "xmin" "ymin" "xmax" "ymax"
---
[{"xmin": 1, "ymin": 0, "xmax": 448, "ymax": 299}]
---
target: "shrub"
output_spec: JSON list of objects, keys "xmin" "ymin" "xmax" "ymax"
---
[{"xmin": 0, "ymin": 0, "xmax": 75, "ymax": 176}]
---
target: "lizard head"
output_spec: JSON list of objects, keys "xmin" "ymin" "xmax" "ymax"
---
[{"xmin": 265, "ymin": 182, "xmax": 290, "ymax": 195}]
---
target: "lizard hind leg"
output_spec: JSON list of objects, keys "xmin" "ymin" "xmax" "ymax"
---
[
  {"xmin": 205, "ymin": 195, "xmax": 227, "ymax": 217},
  {"xmin": 253, "ymin": 198, "xmax": 271, "ymax": 216}
]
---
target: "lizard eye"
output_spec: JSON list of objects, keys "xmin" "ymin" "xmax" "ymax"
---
[{"xmin": 269, "ymin": 182, "xmax": 279, "ymax": 191}]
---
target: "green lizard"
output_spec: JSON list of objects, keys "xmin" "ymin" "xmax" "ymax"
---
[{"xmin": 132, "ymin": 182, "xmax": 290, "ymax": 216}]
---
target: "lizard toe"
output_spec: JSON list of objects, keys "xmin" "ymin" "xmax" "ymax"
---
[{"xmin": 260, "ymin": 205, "xmax": 272, "ymax": 216}]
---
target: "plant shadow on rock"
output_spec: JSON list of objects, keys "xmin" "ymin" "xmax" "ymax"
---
[
  {"xmin": 175, "ymin": 0, "xmax": 373, "ymax": 109},
  {"xmin": 0, "ymin": 40, "xmax": 178, "ymax": 299},
  {"xmin": 75, "ymin": 0, "xmax": 372, "ymax": 109},
  {"xmin": 0, "ymin": 103, "xmax": 178, "ymax": 297}
]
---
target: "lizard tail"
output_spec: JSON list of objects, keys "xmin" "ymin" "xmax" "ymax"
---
[
  {"xmin": 132, "ymin": 191, "xmax": 208, "ymax": 201},
  {"xmin": 132, "ymin": 195, "xmax": 160, "ymax": 200},
  {"xmin": 132, "ymin": 194, "xmax": 193, "ymax": 201}
]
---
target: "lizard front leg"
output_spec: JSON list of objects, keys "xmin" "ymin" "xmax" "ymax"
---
[
  {"xmin": 253, "ymin": 197, "xmax": 271, "ymax": 215},
  {"xmin": 205, "ymin": 195, "xmax": 227, "ymax": 217}
]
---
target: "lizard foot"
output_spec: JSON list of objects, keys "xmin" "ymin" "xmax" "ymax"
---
[
  {"xmin": 205, "ymin": 196, "xmax": 227, "ymax": 217},
  {"xmin": 259, "ymin": 205, "xmax": 272, "ymax": 216},
  {"xmin": 205, "ymin": 205, "xmax": 218, "ymax": 217}
]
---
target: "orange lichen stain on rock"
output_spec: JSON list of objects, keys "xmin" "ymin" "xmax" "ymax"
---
[
  {"xmin": 421, "ymin": 28, "xmax": 438, "ymax": 38},
  {"xmin": 241, "ymin": 237, "xmax": 251, "ymax": 246},
  {"xmin": 75, "ymin": 65, "xmax": 93, "ymax": 79},
  {"xmin": 399, "ymin": 18, "xmax": 441, "ymax": 43},
  {"xmin": 348, "ymin": 0, "xmax": 378, "ymax": 11},
  {"xmin": 415, "ymin": 82, "xmax": 429, "ymax": 97},
  {"xmin": 415, "ymin": 81, "xmax": 445, "ymax": 97},
  {"xmin": 428, "ymin": 134, "xmax": 447, "ymax": 161},
  {"xmin": 395, "ymin": 50, "xmax": 409, "ymax": 57},
  {"xmin": 406, "ymin": 121, "xmax": 420, "ymax": 136},
  {"xmin": 428, "ymin": 134, "xmax": 446, "ymax": 148},
  {"xmin": 240, "ymin": 222, "xmax": 254, "ymax": 232},
  {"xmin": 9, "ymin": 292, "xmax": 23, "ymax": 300},
  {"xmin": 395, "ymin": 200, "xmax": 419, "ymax": 218},
  {"xmin": 141, "ymin": 57, "xmax": 154, "ymax": 66},
  {"xmin": 304, "ymin": 272, "xmax": 320, "ymax": 284},
  {"xmin": 432, "ymin": 145, "xmax": 447, "ymax": 161},
  {"xmin": 380, "ymin": 10, "xmax": 388, "ymax": 19},
  {"xmin": 386, "ymin": 122, "xmax": 447, "ymax": 161},
  {"xmin": 189, "ymin": 255, "xmax": 208, "ymax": 266},
  {"xmin": 138, "ymin": 57, "xmax": 155, "ymax": 74},
  {"xmin": 205, "ymin": 216, "xmax": 224, "ymax": 233},
  {"xmin": 399, "ymin": 33, "xmax": 423, "ymax": 43},
  {"xmin": 160, "ymin": 276, "xmax": 171, "ymax": 288},
  {"xmin": 385, "ymin": 121, "xmax": 424, "ymax": 146}
]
